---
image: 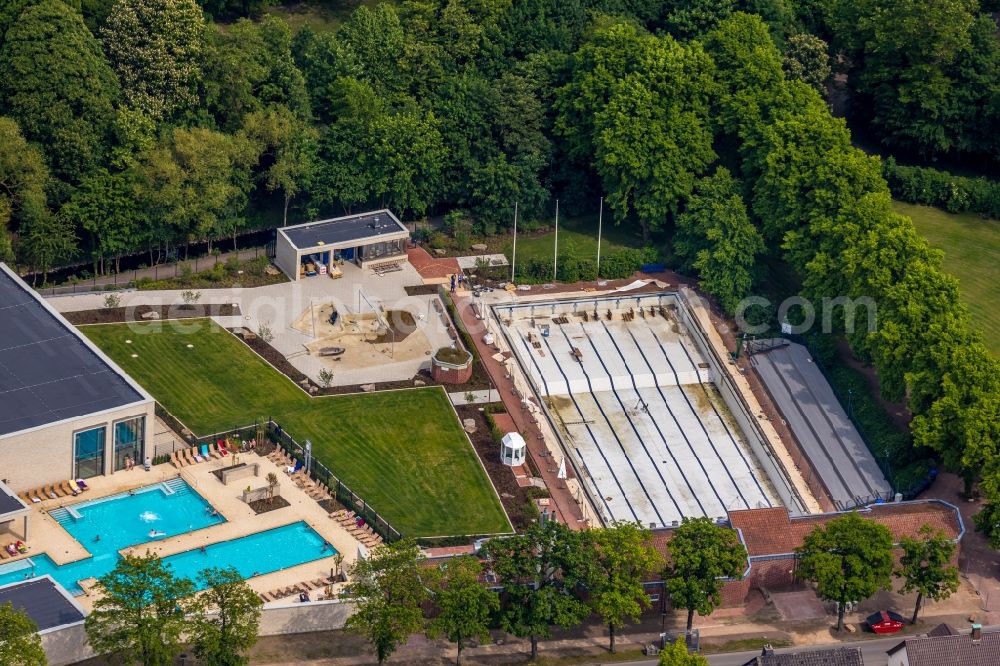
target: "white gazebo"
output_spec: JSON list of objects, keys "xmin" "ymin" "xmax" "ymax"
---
[{"xmin": 500, "ymin": 432, "xmax": 526, "ymax": 467}]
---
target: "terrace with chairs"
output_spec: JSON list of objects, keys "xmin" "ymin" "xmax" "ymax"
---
[{"xmin": 0, "ymin": 480, "xmax": 31, "ymax": 560}]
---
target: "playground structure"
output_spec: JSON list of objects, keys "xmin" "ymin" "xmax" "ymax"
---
[
  {"xmin": 290, "ymin": 297, "xmax": 435, "ymax": 376},
  {"xmin": 495, "ymin": 292, "xmax": 806, "ymax": 528}
]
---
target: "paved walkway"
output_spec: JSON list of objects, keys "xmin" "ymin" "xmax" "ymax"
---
[
  {"xmin": 455, "ymin": 293, "xmax": 588, "ymax": 528},
  {"xmin": 447, "ymin": 389, "xmax": 498, "ymax": 405}
]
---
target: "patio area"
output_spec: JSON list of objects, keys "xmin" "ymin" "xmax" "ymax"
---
[{"xmin": 6, "ymin": 450, "xmax": 369, "ymax": 611}]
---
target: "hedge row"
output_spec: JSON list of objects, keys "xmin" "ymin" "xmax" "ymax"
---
[
  {"xmin": 883, "ymin": 158, "xmax": 1000, "ymax": 219},
  {"xmin": 515, "ymin": 247, "xmax": 658, "ymax": 283}
]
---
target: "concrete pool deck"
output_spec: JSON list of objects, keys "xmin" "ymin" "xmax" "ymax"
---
[{"xmin": 17, "ymin": 452, "xmax": 367, "ymax": 611}]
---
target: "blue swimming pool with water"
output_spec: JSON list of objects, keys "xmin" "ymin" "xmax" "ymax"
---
[{"xmin": 0, "ymin": 478, "xmax": 334, "ymax": 594}]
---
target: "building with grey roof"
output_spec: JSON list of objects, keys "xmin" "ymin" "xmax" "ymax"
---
[
  {"xmin": 0, "ymin": 263, "xmax": 154, "ymax": 496},
  {"xmin": 887, "ymin": 623, "xmax": 1000, "ymax": 666},
  {"xmin": 742, "ymin": 645, "xmax": 864, "ymax": 666},
  {"xmin": 274, "ymin": 209, "xmax": 410, "ymax": 280}
]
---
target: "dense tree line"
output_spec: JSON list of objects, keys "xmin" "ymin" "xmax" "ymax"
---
[{"xmin": 0, "ymin": 1, "xmax": 997, "ymax": 537}]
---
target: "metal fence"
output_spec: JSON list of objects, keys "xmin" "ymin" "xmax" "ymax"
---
[
  {"xmin": 33, "ymin": 245, "xmax": 273, "ymax": 297},
  {"xmin": 207, "ymin": 420, "xmax": 404, "ymax": 543}
]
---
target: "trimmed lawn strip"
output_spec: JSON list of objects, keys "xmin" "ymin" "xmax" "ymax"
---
[
  {"xmin": 82, "ymin": 320, "xmax": 511, "ymax": 537},
  {"xmin": 894, "ymin": 201, "xmax": 1000, "ymax": 353}
]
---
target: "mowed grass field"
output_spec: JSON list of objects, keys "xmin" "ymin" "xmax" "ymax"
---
[
  {"xmin": 894, "ymin": 201, "xmax": 1000, "ymax": 354},
  {"xmin": 83, "ymin": 320, "xmax": 511, "ymax": 537},
  {"xmin": 500, "ymin": 212, "xmax": 644, "ymax": 266}
]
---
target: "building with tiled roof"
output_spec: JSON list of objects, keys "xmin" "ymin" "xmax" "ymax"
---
[
  {"xmin": 645, "ymin": 500, "xmax": 963, "ymax": 608},
  {"xmin": 742, "ymin": 645, "xmax": 864, "ymax": 666},
  {"xmin": 887, "ymin": 623, "xmax": 1000, "ymax": 666}
]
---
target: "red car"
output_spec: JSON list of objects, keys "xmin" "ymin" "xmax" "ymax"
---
[{"xmin": 866, "ymin": 610, "xmax": 905, "ymax": 634}]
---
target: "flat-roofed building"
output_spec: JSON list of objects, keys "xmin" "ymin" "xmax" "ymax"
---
[
  {"xmin": 0, "ymin": 263, "xmax": 155, "ymax": 493},
  {"xmin": 274, "ymin": 209, "xmax": 410, "ymax": 280}
]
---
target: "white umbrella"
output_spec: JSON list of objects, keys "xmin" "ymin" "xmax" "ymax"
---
[{"xmin": 557, "ymin": 457, "xmax": 567, "ymax": 480}]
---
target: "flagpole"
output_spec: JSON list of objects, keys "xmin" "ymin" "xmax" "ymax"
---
[
  {"xmin": 596, "ymin": 196, "xmax": 603, "ymax": 279},
  {"xmin": 510, "ymin": 201, "xmax": 518, "ymax": 283},
  {"xmin": 553, "ymin": 199, "xmax": 559, "ymax": 282}
]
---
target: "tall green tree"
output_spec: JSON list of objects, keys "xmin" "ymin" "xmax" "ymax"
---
[
  {"xmin": 896, "ymin": 525, "xmax": 960, "ymax": 623},
  {"xmin": 101, "ymin": 0, "xmax": 204, "ymax": 121},
  {"xmin": 202, "ymin": 15, "xmax": 309, "ymax": 131},
  {"xmin": 674, "ymin": 168, "xmax": 763, "ymax": 314},
  {"xmin": 136, "ymin": 127, "xmax": 254, "ymax": 252},
  {"xmin": 584, "ymin": 522, "xmax": 663, "ymax": 654},
  {"xmin": 20, "ymin": 212, "xmax": 77, "ymax": 283},
  {"xmin": 344, "ymin": 539, "xmax": 428, "ymax": 665},
  {"xmin": 783, "ymin": 33, "xmax": 831, "ymax": 94},
  {"xmin": 0, "ymin": 0, "xmax": 120, "ymax": 184},
  {"xmin": 241, "ymin": 105, "xmax": 318, "ymax": 226},
  {"xmin": 85, "ymin": 552, "xmax": 196, "ymax": 666},
  {"xmin": 666, "ymin": 517, "xmax": 747, "ymax": 633},
  {"xmin": 0, "ymin": 601, "xmax": 46, "ymax": 666},
  {"xmin": 59, "ymin": 168, "xmax": 143, "ymax": 274},
  {"xmin": 190, "ymin": 567, "xmax": 263, "ymax": 666},
  {"xmin": 367, "ymin": 110, "xmax": 445, "ymax": 217},
  {"xmin": 425, "ymin": 555, "xmax": 499, "ymax": 666},
  {"xmin": 0, "ymin": 117, "xmax": 48, "ymax": 262},
  {"xmin": 481, "ymin": 522, "xmax": 591, "ymax": 661},
  {"xmin": 795, "ymin": 512, "xmax": 895, "ymax": 631}
]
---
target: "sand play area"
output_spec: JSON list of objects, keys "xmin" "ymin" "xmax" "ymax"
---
[{"xmin": 292, "ymin": 302, "xmax": 434, "ymax": 372}]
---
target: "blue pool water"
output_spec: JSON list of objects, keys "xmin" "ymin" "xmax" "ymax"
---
[{"xmin": 0, "ymin": 478, "xmax": 334, "ymax": 594}]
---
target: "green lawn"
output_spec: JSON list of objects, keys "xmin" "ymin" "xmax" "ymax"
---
[
  {"xmin": 83, "ymin": 320, "xmax": 511, "ymax": 538},
  {"xmin": 500, "ymin": 212, "xmax": 645, "ymax": 266},
  {"xmin": 894, "ymin": 201, "xmax": 1000, "ymax": 354}
]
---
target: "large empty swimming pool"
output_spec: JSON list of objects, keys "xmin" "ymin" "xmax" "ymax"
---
[{"xmin": 0, "ymin": 478, "xmax": 333, "ymax": 594}]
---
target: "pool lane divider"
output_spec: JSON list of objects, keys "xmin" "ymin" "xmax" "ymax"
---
[
  {"xmin": 598, "ymin": 320, "xmax": 719, "ymax": 516},
  {"xmin": 572, "ymin": 322, "xmax": 688, "ymax": 522},
  {"xmin": 674, "ymin": 332, "xmax": 777, "ymax": 509},
  {"xmin": 645, "ymin": 325, "xmax": 762, "ymax": 509},
  {"xmin": 514, "ymin": 331, "xmax": 618, "ymax": 523},
  {"xmin": 543, "ymin": 325, "xmax": 660, "ymax": 526},
  {"xmin": 521, "ymin": 329, "xmax": 633, "ymax": 524}
]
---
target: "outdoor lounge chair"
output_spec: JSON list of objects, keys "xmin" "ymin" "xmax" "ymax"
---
[
  {"xmin": 59, "ymin": 481, "xmax": 76, "ymax": 496},
  {"xmin": 217, "ymin": 440, "xmax": 230, "ymax": 456},
  {"xmin": 75, "ymin": 479, "xmax": 90, "ymax": 491},
  {"xmin": 200, "ymin": 444, "xmax": 213, "ymax": 460},
  {"xmin": 170, "ymin": 452, "xmax": 182, "ymax": 469}
]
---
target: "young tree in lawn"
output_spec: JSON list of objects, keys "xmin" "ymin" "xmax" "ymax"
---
[
  {"xmin": 85, "ymin": 552, "xmax": 196, "ymax": 666},
  {"xmin": 344, "ymin": 538, "xmax": 427, "ymax": 664},
  {"xmin": 480, "ymin": 521, "xmax": 590, "ymax": 661},
  {"xmin": 584, "ymin": 522, "xmax": 663, "ymax": 653},
  {"xmin": 795, "ymin": 512, "xmax": 895, "ymax": 631},
  {"xmin": 425, "ymin": 555, "xmax": 499, "ymax": 665},
  {"xmin": 658, "ymin": 636, "xmax": 708, "ymax": 666},
  {"xmin": 666, "ymin": 517, "xmax": 746, "ymax": 633},
  {"xmin": 0, "ymin": 601, "xmax": 46, "ymax": 666},
  {"xmin": 896, "ymin": 525, "xmax": 960, "ymax": 623},
  {"xmin": 189, "ymin": 567, "xmax": 263, "ymax": 666}
]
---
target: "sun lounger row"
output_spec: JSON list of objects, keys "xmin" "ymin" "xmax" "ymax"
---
[
  {"xmin": 258, "ymin": 577, "xmax": 331, "ymax": 603},
  {"xmin": 0, "ymin": 540, "xmax": 28, "ymax": 559},
  {"xmin": 18, "ymin": 480, "xmax": 88, "ymax": 504},
  {"xmin": 329, "ymin": 509, "xmax": 383, "ymax": 547},
  {"xmin": 170, "ymin": 442, "xmax": 232, "ymax": 469}
]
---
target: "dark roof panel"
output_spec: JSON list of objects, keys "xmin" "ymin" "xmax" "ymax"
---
[
  {"xmin": 0, "ymin": 483, "xmax": 26, "ymax": 515},
  {"xmin": 901, "ymin": 629, "xmax": 1000, "ymax": 666},
  {"xmin": 0, "ymin": 577, "xmax": 84, "ymax": 631},
  {"xmin": 282, "ymin": 211, "xmax": 407, "ymax": 250},
  {"xmin": 0, "ymin": 265, "xmax": 146, "ymax": 437},
  {"xmin": 742, "ymin": 647, "xmax": 865, "ymax": 666}
]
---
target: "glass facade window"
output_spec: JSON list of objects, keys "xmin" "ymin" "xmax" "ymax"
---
[
  {"xmin": 74, "ymin": 426, "xmax": 106, "ymax": 479},
  {"xmin": 114, "ymin": 416, "xmax": 145, "ymax": 471}
]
